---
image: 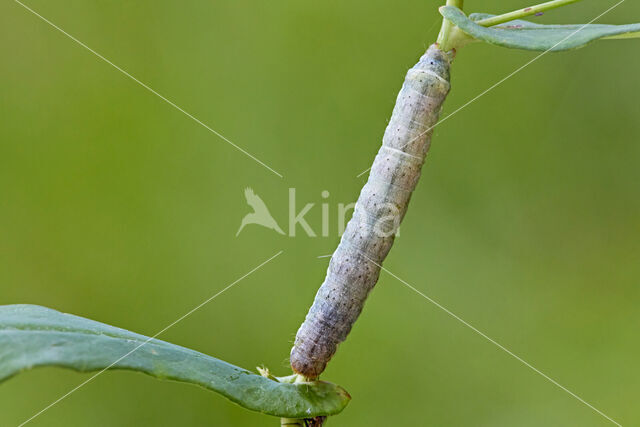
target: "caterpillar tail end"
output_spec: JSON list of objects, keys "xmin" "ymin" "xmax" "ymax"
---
[{"xmin": 290, "ymin": 345, "xmax": 329, "ymax": 380}]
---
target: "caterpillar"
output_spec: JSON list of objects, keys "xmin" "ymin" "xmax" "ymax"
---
[{"xmin": 290, "ymin": 44, "xmax": 452, "ymax": 379}]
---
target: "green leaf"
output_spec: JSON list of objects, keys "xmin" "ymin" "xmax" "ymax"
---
[
  {"xmin": 0, "ymin": 305, "xmax": 350, "ymax": 418},
  {"xmin": 440, "ymin": 6, "xmax": 640, "ymax": 51}
]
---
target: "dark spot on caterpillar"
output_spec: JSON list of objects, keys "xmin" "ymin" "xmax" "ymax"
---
[{"xmin": 524, "ymin": 7, "xmax": 532, "ymax": 12}]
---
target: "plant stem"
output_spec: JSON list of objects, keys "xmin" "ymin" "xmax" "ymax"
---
[
  {"xmin": 437, "ymin": 0, "xmax": 465, "ymax": 51},
  {"xmin": 603, "ymin": 31, "xmax": 640, "ymax": 40},
  {"xmin": 475, "ymin": 0, "xmax": 583, "ymax": 27}
]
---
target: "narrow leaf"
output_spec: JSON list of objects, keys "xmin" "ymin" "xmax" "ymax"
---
[
  {"xmin": 440, "ymin": 6, "xmax": 640, "ymax": 51},
  {"xmin": 0, "ymin": 305, "xmax": 350, "ymax": 418}
]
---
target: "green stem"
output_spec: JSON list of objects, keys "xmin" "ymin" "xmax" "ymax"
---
[
  {"xmin": 280, "ymin": 419, "xmax": 307, "ymax": 426},
  {"xmin": 603, "ymin": 31, "xmax": 640, "ymax": 40},
  {"xmin": 437, "ymin": 0, "xmax": 465, "ymax": 51},
  {"xmin": 475, "ymin": 0, "xmax": 583, "ymax": 27}
]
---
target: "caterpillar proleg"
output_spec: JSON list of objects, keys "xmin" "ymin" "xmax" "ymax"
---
[{"xmin": 290, "ymin": 45, "xmax": 452, "ymax": 379}]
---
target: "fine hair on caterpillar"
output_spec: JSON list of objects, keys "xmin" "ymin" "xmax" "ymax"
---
[{"xmin": 290, "ymin": 44, "xmax": 451, "ymax": 379}]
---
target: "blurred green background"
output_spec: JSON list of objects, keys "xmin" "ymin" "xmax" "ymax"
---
[{"xmin": 1, "ymin": 0, "xmax": 639, "ymax": 425}]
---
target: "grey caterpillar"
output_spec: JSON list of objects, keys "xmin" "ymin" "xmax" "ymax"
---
[{"xmin": 290, "ymin": 45, "xmax": 452, "ymax": 379}]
